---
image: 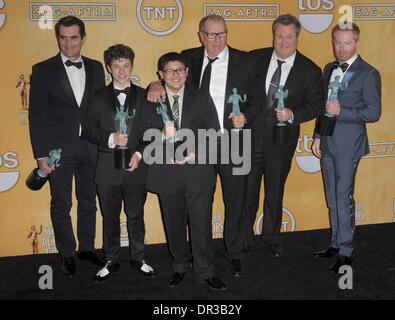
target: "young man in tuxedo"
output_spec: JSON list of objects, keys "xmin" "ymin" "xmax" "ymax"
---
[
  {"xmin": 312, "ymin": 23, "xmax": 381, "ymax": 272},
  {"xmin": 83, "ymin": 44, "xmax": 156, "ymax": 282},
  {"xmin": 144, "ymin": 52, "xmax": 226, "ymax": 290},
  {"xmin": 147, "ymin": 15, "xmax": 265, "ymax": 277},
  {"xmin": 246, "ymin": 14, "xmax": 325, "ymax": 257},
  {"xmin": 29, "ymin": 16, "xmax": 105, "ymax": 276}
]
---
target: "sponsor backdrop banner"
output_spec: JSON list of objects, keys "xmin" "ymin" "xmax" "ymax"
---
[{"xmin": 0, "ymin": 0, "xmax": 393, "ymax": 257}]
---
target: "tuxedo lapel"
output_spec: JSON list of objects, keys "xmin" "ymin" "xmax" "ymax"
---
[
  {"xmin": 224, "ymin": 47, "xmax": 241, "ymax": 116},
  {"xmin": 283, "ymin": 51, "xmax": 301, "ymax": 101},
  {"xmin": 80, "ymin": 56, "xmax": 92, "ymax": 112},
  {"xmin": 180, "ymin": 88, "xmax": 192, "ymax": 129},
  {"xmin": 340, "ymin": 55, "xmax": 361, "ymax": 90},
  {"xmin": 191, "ymin": 49, "xmax": 204, "ymax": 88},
  {"xmin": 126, "ymin": 85, "xmax": 138, "ymax": 137},
  {"xmin": 55, "ymin": 54, "xmax": 79, "ymax": 108}
]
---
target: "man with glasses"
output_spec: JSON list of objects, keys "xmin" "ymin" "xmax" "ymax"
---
[
  {"xmin": 246, "ymin": 14, "xmax": 324, "ymax": 257},
  {"xmin": 148, "ymin": 14, "xmax": 264, "ymax": 278}
]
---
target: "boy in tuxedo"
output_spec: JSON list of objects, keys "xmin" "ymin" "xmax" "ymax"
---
[
  {"xmin": 144, "ymin": 52, "xmax": 226, "ymax": 290},
  {"xmin": 83, "ymin": 44, "xmax": 156, "ymax": 282}
]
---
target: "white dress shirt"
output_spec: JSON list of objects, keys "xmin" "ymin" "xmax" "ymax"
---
[
  {"xmin": 165, "ymin": 85, "xmax": 185, "ymax": 128},
  {"xmin": 200, "ymin": 46, "xmax": 229, "ymax": 131},
  {"xmin": 265, "ymin": 50, "xmax": 296, "ymax": 122},
  {"xmin": 108, "ymin": 83, "xmax": 130, "ymax": 149},
  {"xmin": 61, "ymin": 52, "xmax": 85, "ymax": 136},
  {"xmin": 265, "ymin": 50, "xmax": 296, "ymax": 94},
  {"xmin": 328, "ymin": 54, "xmax": 358, "ymax": 99},
  {"xmin": 61, "ymin": 52, "xmax": 85, "ymax": 107}
]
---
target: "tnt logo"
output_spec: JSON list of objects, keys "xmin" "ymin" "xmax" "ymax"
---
[
  {"xmin": 295, "ymin": 134, "xmax": 321, "ymax": 173},
  {"xmin": 136, "ymin": 0, "xmax": 183, "ymax": 36},
  {"xmin": 0, "ymin": 0, "xmax": 6, "ymax": 28},
  {"xmin": 255, "ymin": 208, "xmax": 296, "ymax": 235},
  {"xmin": 298, "ymin": 0, "xmax": 335, "ymax": 33},
  {"xmin": 0, "ymin": 152, "xmax": 19, "ymax": 192}
]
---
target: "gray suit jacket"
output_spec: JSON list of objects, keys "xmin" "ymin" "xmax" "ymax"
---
[{"xmin": 316, "ymin": 55, "xmax": 381, "ymax": 158}]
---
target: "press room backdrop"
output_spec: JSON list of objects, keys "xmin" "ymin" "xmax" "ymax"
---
[{"xmin": 0, "ymin": 0, "xmax": 394, "ymax": 257}]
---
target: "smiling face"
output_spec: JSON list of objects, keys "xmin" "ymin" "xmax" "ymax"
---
[
  {"xmin": 108, "ymin": 58, "xmax": 133, "ymax": 88},
  {"xmin": 159, "ymin": 60, "xmax": 188, "ymax": 93},
  {"xmin": 333, "ymin": 29, "xmax": 359, "ymax": 63},
  {"xmin": 57, "ymin": 25, "xmax": 86, "ymax": 61},
  {"xmin": 273, "ymin": 23, "xmax": 299, "ymax": 60}
]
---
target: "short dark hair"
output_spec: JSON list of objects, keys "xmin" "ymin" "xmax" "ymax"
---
[
  {"xmin": 272, "ymin": 14, "xmax": 301, "ymax": 37},
  {"xmin": 199, "ymin": 14, "xmax": 227, "ymax": 32},
  {"xmin": 104, "ymin": 44, "xmax": 135, "ymax": 67},
  {"xmin": 331, "ymin": 23, "xmax": 360, "ymax": 41},
  {"xmin": 157, "ymin": 52, "xmax": 186, "ymax": 71},
  {"xmin": 55, "ymin": 16, "xmax": 86, "ymax": 38}
]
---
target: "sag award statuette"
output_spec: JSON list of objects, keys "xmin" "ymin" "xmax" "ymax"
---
[
  {"xmin": 157, "ymin": 98, "xmax": 176, "ymax": 143},
  {"xmin": 114, "ymin": 104, "xmax": 135, "ymax": 169},
  {"xmin": 316, "ymin": 75, "xmax": 342, "ymax": 136},
  {"xmin": 274, "ymin": 85, "xmax": 289, "ymax": 145},
  {"xmin": 227, "ymin": 88, "xmax": 246, "ymax": 131},
  {"xmin": 26, "ymin": 148, "xmax": 62, "ymax": 190}
]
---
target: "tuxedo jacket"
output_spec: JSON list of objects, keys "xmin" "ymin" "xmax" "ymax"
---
[
  {"xmin": 29, "ymin": 53, "xmax": 105, "ymax": 161},
  {"xmin": 249, "ymin": 48, "xmax": 324, "ymax": 146},
  {"xmin": 82, "ymin": 83, "xmax": 148, "ymax": 185},
  {"xmin": 181, "ymin": 46, "xmax": 265, "ymax": 130},
  {"xmin": 316, "ymin": 56, "xmax": 381, "ymax": 158},
  {"xmin": 144, "ymin": 86, "xmax": 220, "ymax": 194}
]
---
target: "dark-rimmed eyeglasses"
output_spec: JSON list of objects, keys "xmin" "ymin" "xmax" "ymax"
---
[
  {"xmin": 201, "ymin": 31, "xmax": 228, "ymax": 39},
  {"xmin": 162, "ymin": 67, "xmax": 187, "ymax": 76}
]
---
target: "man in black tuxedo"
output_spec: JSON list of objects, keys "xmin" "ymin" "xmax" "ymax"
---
[
  {"xmin": 83, "ymin": 44, "xmax": 156, "ymax": 282},
  {"xmin": 246, "ymin": 14, "xmax": 324, "ymax": 257},
  {"xmin": 144, "ymin": 52, "xmax": 225, "ymax": 290},
  {"xmin": 148, "ymin": 15, "xmax": 264, "ymax": 277},
  {"xmin": 29, "ymin": 16, "xmax": 105, "ymax": 276}
]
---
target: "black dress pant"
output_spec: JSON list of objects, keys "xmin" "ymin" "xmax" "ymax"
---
[
  {"xmin": 159, "ymin": 185, "xmax": 214, "ymax": 279},
  {"xmin": 97, "ymin": 180, "xmax": 147, "ymax": 263},
  {"xmin": 216, "ymin": 163, "xmax": 248, "ymax": 260},
  {"xmin": 48, "ymin": 140, "xmax": 97, "ymax": 257},
  {"xmin": 246, "ymin": 120, "xmax": 297, "ymax": 246}
]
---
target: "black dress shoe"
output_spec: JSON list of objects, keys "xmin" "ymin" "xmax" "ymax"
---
[
  {"xmin": 230, "ymin": 259, "xmax": 243, "ymax": 277},
  {"xmin": 130, "ymin": 259, "xmax": 157, "ymax": 277},
  {"xmin": 60, "ymin": 256, "xmax": 76, "ymax": 277},
  {"xmin": 313, "ymin": 247, "xmax": 339, "ymax": 258},
  {"xmin": 92, "ymin": 261, "xmax": 120, "ymax": 282},
  {"xmin": 269, "ymin": 244, "xmax": 283, "ymax": 258},
  {"xmin": 329, "ymin": 255, "xmax": 353, "ymax": 273},
  {"xmin": 203, "ymin": 277, "xmax": 227, "ymax": 291},
  {"xmin": 169, "ymin": 272, "xmax": 186, "ymax": 288},
  {"xmin": 78, "ymin": 251, "xmax": 105, "ymax": 266}
]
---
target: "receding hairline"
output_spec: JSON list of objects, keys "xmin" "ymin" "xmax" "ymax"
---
[{"xmin": 199, "ymin": 15, "xmax": 227, "ymax": 32}]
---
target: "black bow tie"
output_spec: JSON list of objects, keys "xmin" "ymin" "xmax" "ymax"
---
[
  {"xmin": 334, "ymin": 62, "xmax": 349, "ymax": 72},
  {"xmin": 65, "ymin": 59, "xmax": 83, "ymax": 69},
  {"xmin": 114, "ymin": 87, "xmax": 130, "ymax": 96}
]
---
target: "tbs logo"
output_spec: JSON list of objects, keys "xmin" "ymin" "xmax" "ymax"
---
[
  {"xmin": 0, "ymin": 0, "xmax": 6, "ymax": 28},
  {"xmin": 0, "ymin": 152, "xmax": 19, "ymax": 192},
  {"xmin": 298, "ymin": 0, "xmax": 335, "ymax": 33}
]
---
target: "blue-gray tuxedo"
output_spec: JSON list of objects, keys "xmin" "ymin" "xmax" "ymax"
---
[{"xmin": 315, "ymin": 55, "xmax": 381, "ymax": 257}]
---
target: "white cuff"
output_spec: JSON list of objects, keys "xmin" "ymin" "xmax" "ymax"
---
[{"xmin": 108, "ymin": 133, "xmax": 116, "ymax": 149}]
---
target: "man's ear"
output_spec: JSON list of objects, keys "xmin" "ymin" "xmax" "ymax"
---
[{"xmin": 158, "ymin": 71, "xmax": 164, "ymax": 80}]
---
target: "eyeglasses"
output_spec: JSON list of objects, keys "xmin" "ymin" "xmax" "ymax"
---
[
  {"xmin": 163, "ymin": 67, "xmax": 186, "ymax": 76},
  {"xmin": 201, "ymin": 31, "xmax": 228, "ymax": 39}
]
